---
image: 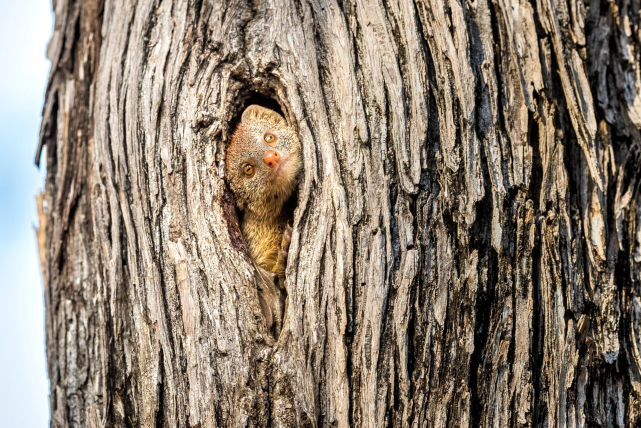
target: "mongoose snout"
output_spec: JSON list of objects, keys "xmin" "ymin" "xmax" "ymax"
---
[{"xmin": 264, "ymin": 150, "xmax": 281, "ymax": 167}]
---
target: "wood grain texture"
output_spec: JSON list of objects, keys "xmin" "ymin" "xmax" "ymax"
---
[{"xmin": 37, "ymin": 0, "xmax": 641, "ymax": 426}]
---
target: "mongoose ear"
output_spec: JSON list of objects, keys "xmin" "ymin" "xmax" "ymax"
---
[{"xmin": 242, "ymin": 105, "xmax": 286, "ymax": 125}]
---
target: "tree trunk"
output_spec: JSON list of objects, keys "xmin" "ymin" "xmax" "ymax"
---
[{"xmin": 37, "ymin": 0, "xmax": 641, "ymax": 426}]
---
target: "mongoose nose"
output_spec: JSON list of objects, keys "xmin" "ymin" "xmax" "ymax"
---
[{"xmin": 263, "ymin": 150, "xmax": 281, "ymax": 168}]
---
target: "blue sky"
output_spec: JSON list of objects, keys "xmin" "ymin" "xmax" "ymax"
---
[{"xmin": 0, "ymin": 0, "xmax": 52, "ymax": 426}]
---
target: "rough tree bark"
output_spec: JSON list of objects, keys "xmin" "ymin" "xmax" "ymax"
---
[{"xmin": 36, "ymin": 0, "xmax": 641, "ymax": 426}]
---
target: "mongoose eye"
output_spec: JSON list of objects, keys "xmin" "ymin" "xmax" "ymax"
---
[
  {"xmin": 263, "ymin": 133, "xmax": 278, "ymax": 145},
  {"xmin": 243, "ymin": 164, "xmax": 255, "ymax": 177}
]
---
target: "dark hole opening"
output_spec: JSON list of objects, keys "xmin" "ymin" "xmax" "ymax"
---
[
  {"xmin": 226, "ymin": 91, "xmax": 297, "ymax": 342},
  {"xmin": 243, "ymin": 92, "xmax": 284, "ymax": 116}
]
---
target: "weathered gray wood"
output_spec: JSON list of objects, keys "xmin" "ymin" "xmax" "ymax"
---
[{"xmin": 37, "ymin": 0, "xmax": 641, "ymax": 426}]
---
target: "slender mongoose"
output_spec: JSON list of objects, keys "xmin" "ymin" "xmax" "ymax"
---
[{"xmin": 226, "ymin": 104, "xmax": 302, "ymax": 279}]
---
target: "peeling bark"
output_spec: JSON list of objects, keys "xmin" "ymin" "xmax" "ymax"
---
[{"xmin": 37, "ymin": 0, "xmax": 641, "ymax": 426}]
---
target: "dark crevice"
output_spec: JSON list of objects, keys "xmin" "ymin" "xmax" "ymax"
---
[
  {"xmin": 528, "ymin": 105, "xmax": 543, "ymax": 211},
  {"xmin": 41, "ymin": 92, "xmax": 60, "ymax": 170},
  {"xmin": 616, "ymin": 246, "xmax": 634, "ymax": 427},
  {"xmin": 465, "ymin": 0, "xmax": 501, "ymax": 419},
  {"xmin": 531, "ymin": 228, "xmax": 545, "ymax": 427},
  {"xmin": 63, "ymin": 6, "xmax": 82, "ymax": 74},
  {"xmin": 192, "ymin": 0, "xmax": 204, "ymax": 23},
  {"xmin": 155, "ymin": 347, "xmax": 165, "ymax": 428},
  {"xmin": 528, "ymin": 95, "xmax": 546, "ymax": 428},
  {"xmin": 468, "ymin": 187, "xmax": 496, "ymax": 427}
]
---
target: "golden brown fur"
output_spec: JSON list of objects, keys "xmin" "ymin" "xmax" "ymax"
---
[{"xmin": 226, "ymin": 105, "xmax": 301, "ymax": 276}]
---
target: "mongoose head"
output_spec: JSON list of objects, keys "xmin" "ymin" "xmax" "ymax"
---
[{"xmin": 226, "ymin": 105, "xmax": 302, "ymax": 218}]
